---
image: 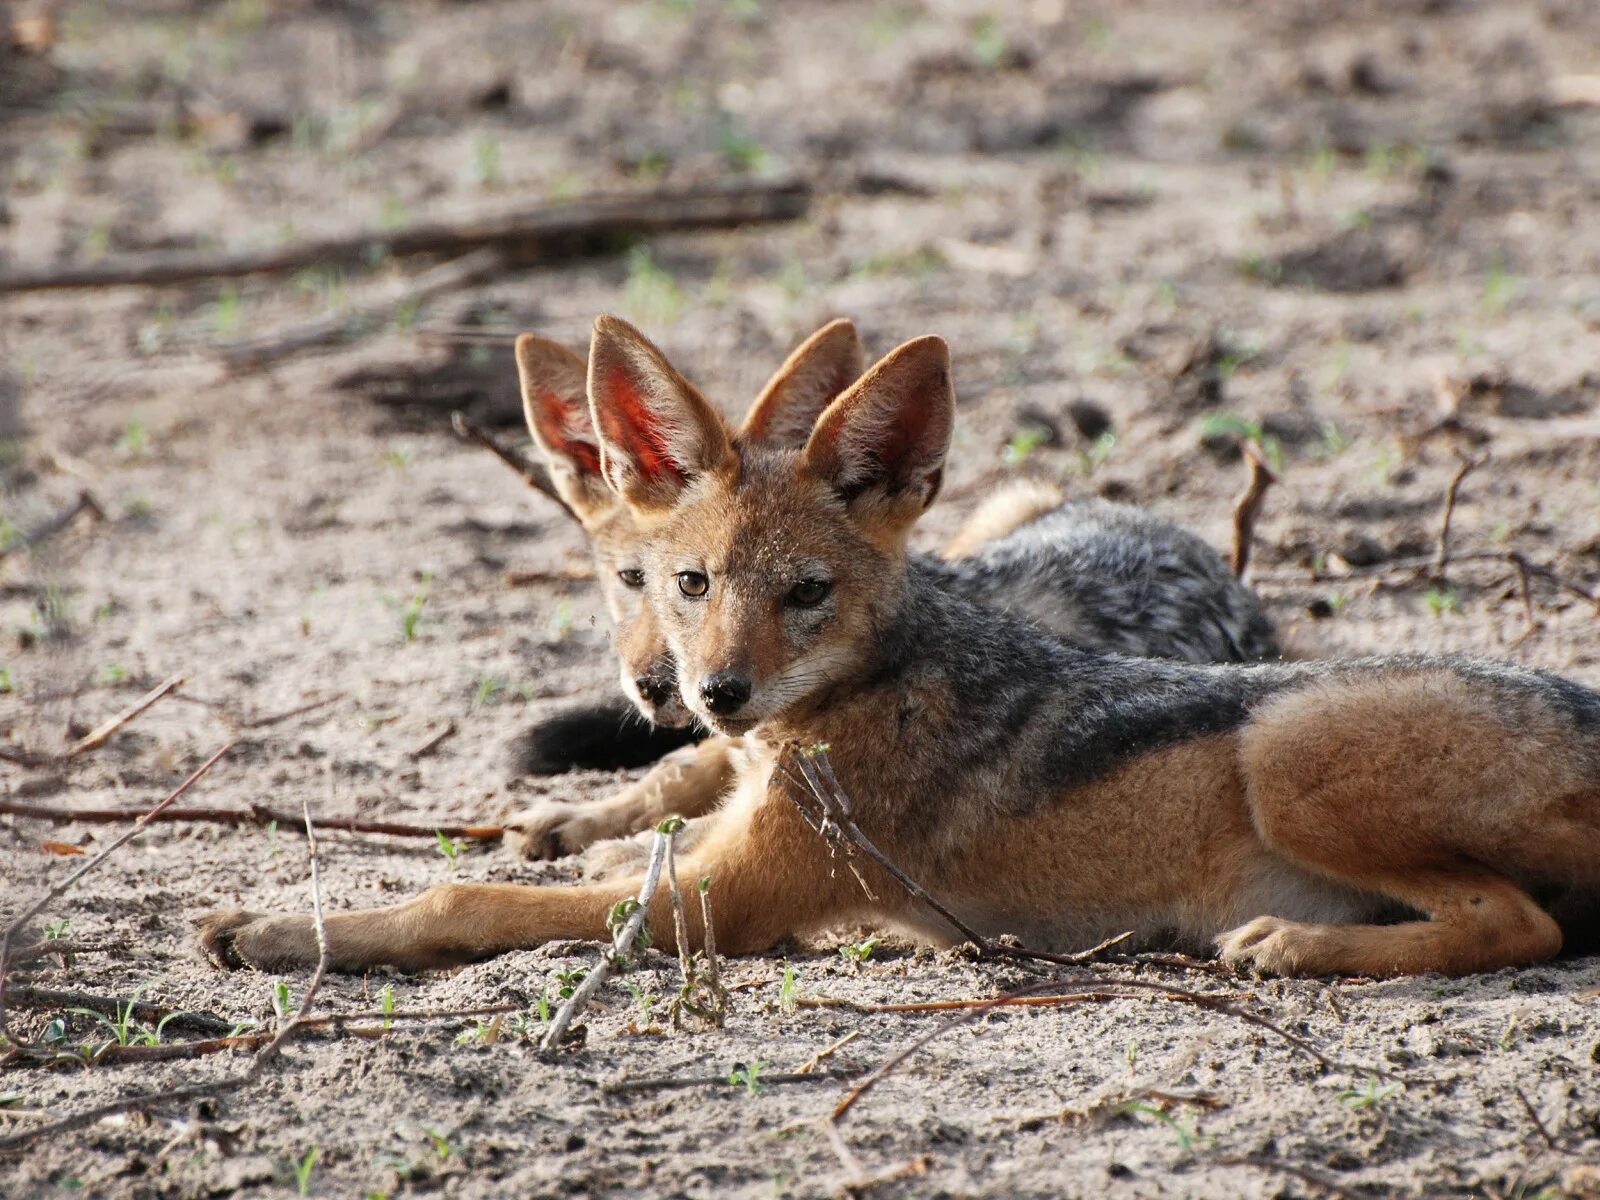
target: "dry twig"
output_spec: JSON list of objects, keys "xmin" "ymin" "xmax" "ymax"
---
[
  {"xmin": 1230, "ymin": 441, "xmax": 1277, "ymax": 578},
  {"xmin": 0, "ymin": 799, "xmax": 502, "ymax": 842},
  {"xmin": 0, "ymin": 674, "xmax": 184, "ymax": 768},
  {"xmin": 0, "ymin": 181, "xmax": 811, "ymax": 292},
  {"xmin": 450, "ymin": 410, "xmax": 575, "ymax": 523},
  {"xmin": 539, "ymin": 827, "xmax": 672, "ymax": 1053},
  {"xmin": 1433, "ymin": 452, "xmax": 1488, "ymax": 579},
  {"xmin": 0, "ymin": 490, "xmax": 104, "ymax": 562}
]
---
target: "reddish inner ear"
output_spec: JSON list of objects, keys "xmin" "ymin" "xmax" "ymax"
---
[
  {"xmin": 596, "ymin": 363, "xmax": 681, "ymax": 484},
  {"xmin": 532, "ymin": 388, "xmax": 600, "ymax": 474}
]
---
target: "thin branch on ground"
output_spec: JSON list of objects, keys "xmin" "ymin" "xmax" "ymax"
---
[
  {"xmin": 794, "ymin": 1029, "xmax": 861, "ymax": 1075},
  {"xmin": 1251, "ymin": 548, "xmax": 1600, "ymax": 615},
  {"xmin": 0, "ymin": 741, "xmax": 235, "ymax": 1045},
  {"xmin": 600, "ymin": 1067, "xmax": 862, "ymax": 1096},
  {"xmin": 1218, "ymin": 1155, "xmax": 1364, "ymax": 1200},
  {"xmin": 540, "ymin": 827, "xmax": 672, "ymax": 1053},
  {"xmin": 0, "ymin": 180, "xmax": 811, "ymax": 293},
  {"xmin": 0, "ymin": 799, "xmax": 502, "ymax": 842},
  {"xmin": 1230, "ymin": 440, "xmax": 1277, "ymax": 578},
  {"xmin": 1514, "ymin": 1086, "xmax": 1567, "ymax": 1154},
  {"xmin": 0, "ymin": 777, "xmax": 329, "ymax": 1155},
  {"xmin": 1433, "ymin": 452, "xmax": 1488, "ymax": 579},
  {"xmin": 217, "ymin": 248, "xmax": 508, "ymax": 368},
  {"xmin": 450, "ymin": 411, "xmax": 576, "ymax": 523},
  {"xmin": 0, "ymin": 489, "xmax": 105, "ymax": 562},
  {"xmin": 0, "ymin": 674, "xmax": 185, "ymax": 768}
]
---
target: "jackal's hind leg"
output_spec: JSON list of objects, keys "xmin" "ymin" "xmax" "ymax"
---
[{"xmin": 1217, "ymin": 870, "xmax": 1561, "ymax": 977}]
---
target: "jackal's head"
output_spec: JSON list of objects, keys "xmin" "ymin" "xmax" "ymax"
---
[
  {"xmin": 587, "ymin": 315, "xmax": 953, "ymax": 736},
  {"xmin": 514, "ymin": 321, "xmax": 867, "ymax": 727}
]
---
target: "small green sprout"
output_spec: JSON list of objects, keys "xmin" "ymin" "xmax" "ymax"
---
[
  {"xmin": 1120, "ymin": 1100, "xmax": 1208, "ymax": 1155},
  {"xmin": 1337, "ymin": 1079, "xmax": 1401, "ymax": 1111},
  {"xmin": 379, "ymin": 984, "xmax": 395, "ymax": 1030},
  {"xmin": 728, "ymin": 1059, "xmax": 767, "ymax": 1095},
  {"xmin": 434, "ymin": 830, "xmax": 465, "ymax": 862},
  {"xmin": 778, "ymin": 961, "xmax": 799, "ymax": 1014},
  {"xmin": 44, "ymin": 918, "xmax": 69, "ymax": 940},
  {"xmin": 400, "ymin": 574, "xmax": 431, "ymax": 642},
  {"xmin": 271, "ymin": 980, "xmax": 295, "ymax": 1022},
  {"xmin": 624, "ymin": 245, "xmax": 684, "ymax": 325},
  {"xmin": 422, "ymin": 1127, "xmax": 454, "ymax": 1160},
  {"xmin": 1002, "ymin": 426, "xmax": 1050, "ymax": 466},
  {"xmin": 382, "ymin": 444, "xmax": 414, "ymax": 469},
  {"xmin": 292, "ymin": 1146, "xmax": 318, "ymax": 1197},
  {"xmin": 1425, "ymin": 587, "xmax": 1459, "ymax": 617},
  {"xmin": 473, "ymin": 676, "xmax": 502, "ymax": 706},
  {"xmin": 115, "ymin": 419, "xmax": 149, "ymax": 458},
  {"xmin": 838, "ymin": 935, "xmax": 879, "ymax": 965}
]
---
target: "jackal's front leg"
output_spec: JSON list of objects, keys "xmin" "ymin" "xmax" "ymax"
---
[
  {"xmin": 503, "ymin": 735, "xmax": 737, "ymax": 861},
  {"xmin": 197, "ymin": 788, "xmax": 870, "ymax": 973}
]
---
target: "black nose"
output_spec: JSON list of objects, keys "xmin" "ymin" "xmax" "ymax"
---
[
  {"xmin": 635, "ymin": 675, "xmax": 674, "ymax": 708},
  {"xmin": 699, "ymin": 672, "xmax": 751, "ymax": 716}
]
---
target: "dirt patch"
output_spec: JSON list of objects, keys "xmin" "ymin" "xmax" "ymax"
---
[{"xmin": 3, "ymin": 1, "xmax": 1600, "ymax": 1196}]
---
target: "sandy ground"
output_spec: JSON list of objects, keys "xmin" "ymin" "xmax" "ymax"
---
[{"xmin": 3, "ymin": 0, "xmax": 1600, "ymax": 1196}]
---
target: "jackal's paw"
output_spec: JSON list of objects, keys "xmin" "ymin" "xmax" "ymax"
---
[
  {"xmin": 1216, "ymin": 915, "xmax": 1337, "ymax": 978},
  {"xmin": 579, "ymin": 831, "xmax": 653, "ymax": 880},
  {"xmin": 196, "ymin": 909, "xmax": 319, "ymax": 972},
  {"xmin": 502, "ymin": 800, "xmax": 613, "ymax": 861}
]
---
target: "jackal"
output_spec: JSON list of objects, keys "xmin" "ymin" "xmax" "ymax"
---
[
  {"xmin": 198, "ymin": 317, "xmax": 1600, "ymax": 978},
  {"xmin": 503, "ymin": 320, "xmax": 1274, "ymax": 862}
]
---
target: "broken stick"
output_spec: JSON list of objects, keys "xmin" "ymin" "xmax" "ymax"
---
[
  {"xmin": 0, "ymin": 180, "xmax": 811, "ymax": 293},
  {"xmin": 0, "ymin": 799, "xmax": 503, "ymax": 842},
  {"xmin": 1229, "ymin": 441, "xmax": 1277, "ymax": 578}
]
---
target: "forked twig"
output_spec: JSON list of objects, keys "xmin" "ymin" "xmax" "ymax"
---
[
  {"xmin": 540, "ymin": 827, "xmax": 672, "ymax": 1053},
  {"xmin": 1230, "ymin": 440, "xmax": 1277, "ymax": 578}
]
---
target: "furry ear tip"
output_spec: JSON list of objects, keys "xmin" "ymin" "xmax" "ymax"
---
[{"xmin": 592, "ymin": 313, "xmax": 636, "ymax": 339}]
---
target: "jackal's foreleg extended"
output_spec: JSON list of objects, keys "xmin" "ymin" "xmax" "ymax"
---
[{"xmin": 198, "ymin": 784, "xmax": 872, "ymax": 974}]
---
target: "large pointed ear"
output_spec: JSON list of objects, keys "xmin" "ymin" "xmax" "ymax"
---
[
  {"xmin": 802, "ymin": 336, "xmax": 954, "ymax": 529},
  {"xmin": 587, "ymin": 315, "xmax": 736, "ymax": 510},
  {"xmin": 739, "ymin": 318, "xmax": 865, "ymax": 446},
  {"xmin": 513, "ymin": 333, "xmax": 611, "ymax": 522}
]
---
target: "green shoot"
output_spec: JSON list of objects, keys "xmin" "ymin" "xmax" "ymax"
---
[
  {"xmin": 434, "ymin": 830, "xmax": 465, "ymax": 862},
  {"xmin": 1425, "ymin": 587, "xmax": 1459, "ymax": 617},
  {"xmin": 422, "ymin": 1126, "xmax": 454, "ymax": 1160},
  {"xmin": 778, "ymin": 961, "xmax": 799, "ymax": 1015},
  {"xmin": 400, "ymin": 574, "xmax": 432, "ymax": 642},
  {"xmin": 1337, "ymin": 1079, "xmax": 1401, "ymax": 1111},
  {"xmin": 1002, "ymin": 426, "xmax": 1050, "ymax": 466},
  {"xmin": 379, "ymin": 984, "xmax": 395, "ymax": 1031},
  {"xmin": 838, "ymin": 935, "xmax": 878, "ymax": 965},
  {"xmin": 293, "ymin": 1146, "xmax": 318, "ymax": 1197},
  {"xmin": 1120, "ymin": 1100, "xmax": 1207, "ymax": 1155},
  {"xmin": 728, "ymin": 1059, "xmax": 767, "ymax": 1096}
]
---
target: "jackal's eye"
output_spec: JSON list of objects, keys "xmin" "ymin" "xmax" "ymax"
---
[
  {"xmin": 617, "ymin": 568, "xmax": 645, "ymax": 589},
  {"xmin": 786, "ymin": 579, "xmax": 831, "ymax": 609},
  {"xmin": 676, "ymin": 570, "xmax": 709, "ymax": 599}
]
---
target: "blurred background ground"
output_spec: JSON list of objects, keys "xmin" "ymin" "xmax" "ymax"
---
[{"xmin": 2, "ymin": 1, "xmax": 1600, "ymax": 1196}]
